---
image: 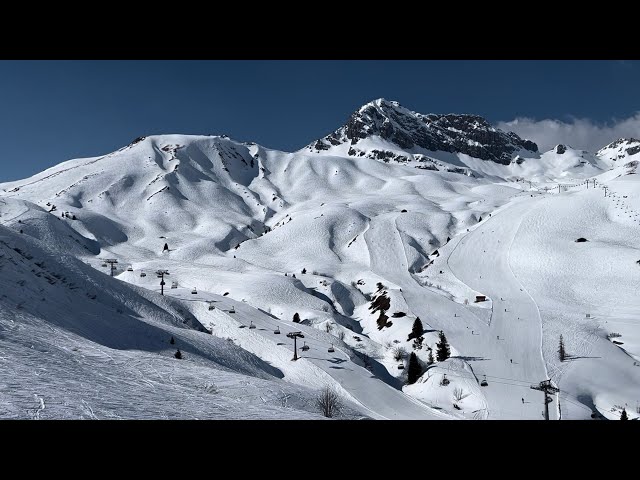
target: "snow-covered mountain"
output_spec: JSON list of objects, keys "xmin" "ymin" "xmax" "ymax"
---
[{"xmin": 1, "ymin": 99, "xmax": 638, "ymax": 420}]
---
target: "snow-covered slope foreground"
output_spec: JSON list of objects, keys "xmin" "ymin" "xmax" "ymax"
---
[
  {"xmin": 0, "ymin": 211, "xmax": 368, "ymax": 419},
  {"xmin": 1, "ymin": 100, "xmax": 638, "ymax": 420}
]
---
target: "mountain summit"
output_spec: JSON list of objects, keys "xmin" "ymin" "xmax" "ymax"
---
[{"xmin": 307, "ymin": 98, "xmax": 538, "ymax": 165}]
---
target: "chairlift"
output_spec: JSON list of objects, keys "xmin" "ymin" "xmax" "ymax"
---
[
  {"xmin": 249, "ymin": 321, "xmax": 256, "ymax": 329},
  {"xmin": 328, "ymin": 344, "xmax": 335, "ymax": 353},
  {"xmin": 171, "ymin": 281, "xmax": 178, "ymax": 289},
  {"xmin": 301, "ymin": 342, "xmax": 309, "ymax": 351},
  {"xmin": 191, "ymin": 288, "xmax": 198, "ymax": 295},
  {"xmin": 229, "ymin": 306, "xmax": 236, "ymax": 314},
  {"xmin": 127, "ymin": 266, "xmax": 133, "ymax": 272},
  {"xmin": 208, "ymin": 304, "xmax": 215, "ymax": 311},
  {"xmin": 441, "ymin": 374, "xmax": 450, "ymax": 386},
  {"xmin": 101, "ymin": 263, "xmax": 107, "ymax": 267},
  {"xmin": 480, "ymin": 375, "xmax": 488, "ymax": 387},
  {"xmin": 274, "ymin": 326, "xmax": 280, "ymax": 334},
  {"xmin": 140, "ymin": 271, "xmax": 146, "ymax": 277},
  {"xmin": 397, "ymin": 363, "xmax": 404, "ymax": 370}
]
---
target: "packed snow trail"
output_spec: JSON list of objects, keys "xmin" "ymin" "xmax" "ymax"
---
[
  {"xmin": 161, "ymin": 288, "xmax": 444, "ymax": 419},
  {"xmin": 447, "ymin": 197, "xmax": 555, "ymax": 419}
]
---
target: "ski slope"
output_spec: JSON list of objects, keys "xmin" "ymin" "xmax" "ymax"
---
[
  {"xmin": 1, "ymin": 100, "xmax": 638, "ymax": 420},
  {"xmin": 159, "ymin": 288, "xmax": 443, "ymax": 419}
]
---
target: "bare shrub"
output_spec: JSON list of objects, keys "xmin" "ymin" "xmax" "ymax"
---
[
  {"xmin": 453, "ymin": 387, "xmax": 465, "ymax": 401},
  {"xmin": 337, "ymin": 330, "xmax": 346, "ymax": 341},
  {"xmin": 315, "ymin": 386, "xmax": 343, "ymax": 418},
  {"xmin": 392, "ymin": 346, "xmax": 408, "ymax": 361}
]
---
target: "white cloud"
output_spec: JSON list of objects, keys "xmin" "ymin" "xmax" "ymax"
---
[{"xmin": 496, "ymin": 114, "xmax": 640, "ymax": 153}]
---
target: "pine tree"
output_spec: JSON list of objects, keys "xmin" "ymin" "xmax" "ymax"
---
[
  {"xmin": 163, "ymin": 243, "xmax": 169, "ymax": 251},
  {"xmin": 301, "ymin": 268, "xmax": 306, "ymax": 274},
  {"xmin": 427, "ymin": 349, "xmax": 434, "ymax": 365},
  {"xmin": 293, "ymin": 312, "xmax": 301, "ymax": 323},
  {"xmin": 558, "ymin": 334, "xmax": 566, "ymax": 361},
  {"xmin": 620, "ymin": 408, "xmax": 628, "ymax": 420},
  {"xmin": 170, "ymin": 336, "xmax": 175, "ymax": 345},
  {"xmin": 174, "ymin": 349, "xmax": 182, "ymax": 359},
  {"xmin": 478, "ymin": 216, "xmax": 482, "ymax": 222},
  {"xmin": 407, "ymin": 352, "xmax": 423, "ymax": 384},
  {"xmin": 436, "ymin": 331, "xmax": 451, "ymax": 362},
  {"xmin": 407, "ymin": 317, "xmax": 424, "ymax": 341}
]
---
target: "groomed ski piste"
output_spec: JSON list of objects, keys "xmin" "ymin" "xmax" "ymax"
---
[{"xmin": 1, "ymin": 99, "xmax": 638, "ymax": 420}]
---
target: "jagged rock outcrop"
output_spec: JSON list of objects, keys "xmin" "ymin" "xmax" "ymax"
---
[{"xmin": 308, "ymin": 99, "xmax": 538, "ymax": 165}]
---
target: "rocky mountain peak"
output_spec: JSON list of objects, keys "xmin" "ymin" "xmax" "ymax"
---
[{"xmin": 308, "ymin": 99, "xmax": 538, "ymax": 165}]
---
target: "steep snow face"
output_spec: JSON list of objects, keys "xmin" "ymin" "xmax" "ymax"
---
[
  {"xmin": 305, "ymin": 98, "xmax": 538, "ymax": 165},
  {"xmin": 597, "ymin": 138, "xmax": 640, "ymax": 163}
]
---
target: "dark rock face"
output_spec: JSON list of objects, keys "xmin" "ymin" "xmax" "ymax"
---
[
  {"xmin": 556, "ymin": 144, "xmax": 566, "ymax": 154},
  {"xmin": 310, "ymin": 99, "xmax": 538, "ymax": 165},
  {"xmin": 628, "ymin": 144, "xmax": 640, "ymax": 156}
]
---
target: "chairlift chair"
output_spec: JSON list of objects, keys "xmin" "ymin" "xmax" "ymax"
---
[
  {"xmin": 127, "ymin": 266, "xmax": 133, "ymax": 272},
  {"xmin": 101, "ymin": 263, "xmax": 108, "ymax": 267},
  {"xmin": 140, "ymin": 271, "xmax": 146, "ymax": 277},
  {"xmin": 191, "ymin": 288, "xmax": 198, "ymax": 294},
  {"xmin": 229, "ymin": 306, "xmax": 236, "ymax": 314},
  {"xmin": 208, "ymin": 304, "xmax": 215, "ymax": 311},
  {"xmin": 301, "ymin": 342, "xmax": 309, "ymax": 351},
  {"xmin": 480, "ymin": 375, "xmax": 488, "ymax": 387},
  {"xmin": 397, "ymin": 363, "xmax": 404, "ymax": 370},
  {"xmin": 274, "ymin": 326, "xmax": 280, "ymax": 334},
  {"xmin": 249, "ymin": 321, "xmax": 256, "ymax": 329},
  {"xmin": 328, "ymin": 344, "xmax": 335, "ymax": 353}
]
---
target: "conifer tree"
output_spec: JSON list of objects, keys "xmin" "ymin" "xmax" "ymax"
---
[
  {"xmin": 436, "ymin": 331, "xmax": 451, "ymax": 362},
  {"xmin": 620, "ymin": 408, "xmax": 628, "ymax": 420},
  {"xmin": 558, "ymin": 334, "xmax": 566, "ymax": 361},
  {"xmin": 407, "ymin": 352, "xmax": 423, "ymax": 384},
  {"xmin": 293, "ymin": 312, "xmax": 301, "ymax": 323},
  {"xmin": 408, "ymin": 317, "xmax": 424, "ymax": 341}
]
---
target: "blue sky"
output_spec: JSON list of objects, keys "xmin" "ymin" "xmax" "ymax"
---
[{"xmin": 1, "ymin": 60, "xmax": 639, "ymax": 181}]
